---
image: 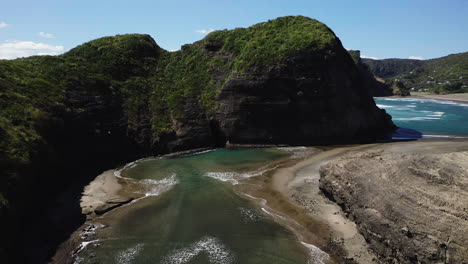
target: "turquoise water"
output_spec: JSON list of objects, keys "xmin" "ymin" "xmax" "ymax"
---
[
  {"xmin": 76, "ymin": 148, "xmax": 328, "ymax": 264},
  {"xmin": 375, "ymin": 97, "xmax": 468, "ymax": 137}
]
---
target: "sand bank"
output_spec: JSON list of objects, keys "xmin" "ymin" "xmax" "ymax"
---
[{"xmin": 267, "ymin": 140, "xmax": 468, "ymax": 263}]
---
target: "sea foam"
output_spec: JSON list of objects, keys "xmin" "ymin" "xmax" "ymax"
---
[
  {"xmin": 301, "ymin": 242, "xmax": 329, "ymax": 264},
  {"xmin": 116, "ymin": 243, "xmax": 144, "ymax": 264},
  {"xmin": 204, "ymin": 166, "xmax": 276, "ymax": 185},
  {"xmin": 161, "ymin": 236, "xmax": 235, "ymax": 264},
  {"xmin": 141, "ymin": 174, "xmax": 179, "ymax": 197}
]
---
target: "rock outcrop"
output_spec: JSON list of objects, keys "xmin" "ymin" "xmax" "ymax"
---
[
  {"xmin": 319, "ymin": 150, "xmax": 468, "ymax": 263},
  {"xmin": 0, "ymin": 16, "xmax": 395, "ymax": 263}
]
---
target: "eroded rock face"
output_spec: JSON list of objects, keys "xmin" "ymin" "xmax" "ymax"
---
[
  {"xmin": 319, "ymin": 150, "xmax": 468, "ymax": 263},
  {"xmin": 214, "ymin": 49, "xmax": 395, "ymax": 145}
]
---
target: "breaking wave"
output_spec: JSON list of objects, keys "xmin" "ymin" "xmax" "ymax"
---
[{"xmin": 161, "ymin": 236, "xmax": 235, "ymax": 264}]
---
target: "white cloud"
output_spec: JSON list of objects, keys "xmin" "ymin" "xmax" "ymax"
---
[
  {"xmin": 0, "ymin": 40, "xmax": 65, "ymax": 60},
  {"xmin": 408, "ymin": 56, "xmax": 424, "ymax": 60},
  {"xmin": 361, "ymin": 55, "xmax": 379, "ymax": 60},
  {"xmin": 0, "ymin": 22, "xmax": 9, "ymax": 28},
  {"xmin": 195, "ymin": 28, "xmax": 215, "ymax": 34},
  {"xmin": 38, "ymin": 32, "xmax": 54, "ymax": 39}
]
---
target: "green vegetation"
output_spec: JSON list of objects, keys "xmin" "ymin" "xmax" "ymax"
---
[
  {"xmin": 0, "ymin": 34, "xmax": 159, "ymax": 207},
  {"xmin": 0, "ymin": 16, "xmax": 341, "ymax": 208},
  {"xmin": 362, "ymin": 52, "xmax": 468, "ymax": 94},
  {"xmin": 205, "ymin": 16, "xmax": 337, "ymax": 72}
]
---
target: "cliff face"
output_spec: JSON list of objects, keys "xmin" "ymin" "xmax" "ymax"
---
[
  {"xmin": 156, "ymin": 17, "xmax": 395, "ymax": 150},
  {"xmin": 348, "ymin": 50, "xmax": 394, "ymax": 96},
  {"xmin": 0, "ymin": 16, "xmax": 395, "ymax": 263}
]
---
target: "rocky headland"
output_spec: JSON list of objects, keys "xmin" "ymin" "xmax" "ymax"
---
[{"xmin": 0, "ymin": 16, "xmax": 396, "ymax": 263}]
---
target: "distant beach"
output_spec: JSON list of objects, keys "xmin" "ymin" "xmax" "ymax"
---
[{"xmin": 409, "ymin": 92, "xmax": 468, "ymax": 103}]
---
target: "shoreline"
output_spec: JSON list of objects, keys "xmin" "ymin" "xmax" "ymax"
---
[
  {"xmin": 52, "ymin": 139, "xmax": 468, "ymax": 264},
  {"xmin": 268, "ymin": 139, "xmax": 468, "ymax": 263},
  {"xmin": 385, "ymin": 92, "xmax": 468, "ymax": 104}
]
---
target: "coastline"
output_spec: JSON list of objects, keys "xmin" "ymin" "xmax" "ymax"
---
[
  {"xmin": 401, "ymin": 92, "xmax": 468, "ymax": 104},
  {"xmin": 268, "ymin": 139, "xmax": 468, "ymax": 263},
  {"xmin": 260, "ymin": 144, "xmax": 379, "ymax": 263},
  {"xmin": 52, "ymin": 139, "xmax": 468, "ymax": 264}
]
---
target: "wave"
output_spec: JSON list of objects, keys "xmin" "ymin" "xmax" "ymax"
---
[
  {"xmin": 261, "ymin": 207, "xmax": 288, "ymax": 221},
  {"xmin": 177, "ymin": 148, "xmax": 217, "ymax": 157},
  {"xmin": 241, "ymin": 193, "xmax": 268, "ymax": 206},
  {"xmin": 204, "ymin": 165, "xmax": 277, "ymax": 185},
  {"xmin": 377, "ymin": 97, "xmax": 468, "ymax": 107},
  {"xmin": 161, "ymin": 236, "xmax": 235, "ymax": 264},
  {"xmin": 423, "ymin": 134, "xmax": 468, "ymax": 139},
  {"xmin": 301, "ymin": 242, "xmax": 329, "ymax": 264},
  {"xmin": 376, "ymin": 104, "xmax": 394, "ymax": 108},
  {"xmin": 394, "ymin": 117, "xmax": 441, "ymax": 121},
  {"xmin": 140, "ymin": 174, "xmax": 179, "ymax": 197},
  {"xmin": 73, "ymin": 239, "xmax": 100, "ymax": 264},
  {"xmin": 116, "ymin": 244, "xmax": 144, "ymax": 264},
  {"xmin": 277, "ymin": 146, "xmax": 316, "ymax": 158},
  {"xmin": 113, "ymin": 157, "xmax": 159, "ymax": 179}
]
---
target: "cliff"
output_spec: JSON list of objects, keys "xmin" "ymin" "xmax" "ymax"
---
[
  {"xmin": 0, "ymin": 16, "xmax": 395, "ymax": 263},
  {"xmin": 348, "ymin": 50, "xmax": 394, "ymax": 96}
]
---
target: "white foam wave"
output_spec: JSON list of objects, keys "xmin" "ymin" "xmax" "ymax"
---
[
  {"xmin": 204, "ymin": 172, "xmax": 239, "ymax": 185},
  {"xmin": 178, "ymin": 149, "xmax": 216, "ymax": 157},
  {"xmin": 116, "ymin": 243, "xmax": 144, "ymax": 264},
  {"xmin": 423, "ymin": 134, "xmax": 468, "ymax": 139},
  {"xmin": 301, "ymin": 242, "xmax": 329, "ymax": 264},
  {"xmin": 277, "ymin": 146, "xmax": 307, "ymax": 151},
  {"xmin": 73, "ymin": 239, "xmax": 99, "ymax": 257},
  {"xmin": 161, "ymin": 236, "xmax": 235, "ymax": 264},
  {"xmin": 376, "ymin": 104, "xmax": 394, "ymax": 108},
  {"xmin": 377, "ymin": 97, "xmax": 468, "ymax": 107},
  {"xmin": 242, "ymin": 193, "xmax": 268, "ymax": 206},
  {"xmin": 394, "ymin": 117, "xmax": 441, "ymax": 121},
  {"xmin": 277, "ymin": 146, "xmax": 315, "ymax": 158},
  {"xmin": 204, "ymin": 166, "xmax": 276, "ymax": 185},
  {"xmin": 141, "ymin": 174, "xmax": 179, "ymax": 197},
  {"xmin": 113, "ymin": 157, "xmax": 156, "ymax": 179},
  {"xmin": 261, "ymin": 207, "xmax": 288, "ymax": 221}
]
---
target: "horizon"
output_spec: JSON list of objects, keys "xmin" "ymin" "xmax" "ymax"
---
[{"xmin": 1, "ymin": 0, "xmax": 467, "ymax": 60}]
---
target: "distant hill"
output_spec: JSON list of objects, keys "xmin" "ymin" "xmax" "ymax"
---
[{"xmin": 362, "ymin": 52, "xmax": 468, "ymax": 93}]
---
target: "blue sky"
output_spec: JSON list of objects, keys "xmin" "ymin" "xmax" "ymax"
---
[{"xmin": 1, "ymin": 0, "xmax": 467, "ymax": 60}]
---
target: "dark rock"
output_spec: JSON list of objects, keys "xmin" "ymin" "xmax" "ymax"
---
[{"xmin": 94, "ymin": 197, "xmax": 133, "ymax": 215}]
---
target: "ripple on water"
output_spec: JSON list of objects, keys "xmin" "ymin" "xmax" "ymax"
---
[{"xmin": 161, "ymin": 236, "xmax": 235, "ymax": 264}]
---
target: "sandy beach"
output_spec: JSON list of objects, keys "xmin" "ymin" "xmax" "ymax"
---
[
  {"xmin": 409, "ymin": 92, "xmax": 468, "ymax": 103},
  {"xmin": 265, "ymin": 139, "xmax": 468, "ymax": 263}
]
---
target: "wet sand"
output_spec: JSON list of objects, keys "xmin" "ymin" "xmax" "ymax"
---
[
  {"xmin": 262, "ymin": 139, "xmax": 468, "ymax": 263},
  {"xmin": 235, "ymin": 145, "xmax": 379, "ymax": 263}
]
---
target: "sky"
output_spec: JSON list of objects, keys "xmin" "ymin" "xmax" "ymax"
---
[{"xmin": 1, "ymin": 0, "xmax": 467, "ymax": 60}]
